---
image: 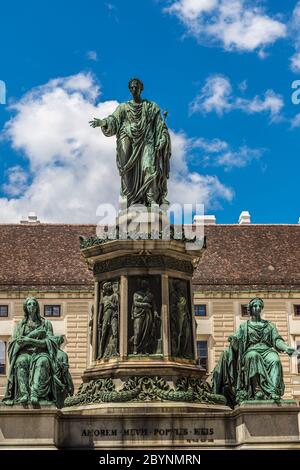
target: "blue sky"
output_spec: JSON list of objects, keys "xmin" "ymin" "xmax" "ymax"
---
[{"xmin": 0, "ymin": 0, "xmax": 300, "ymax": 223}]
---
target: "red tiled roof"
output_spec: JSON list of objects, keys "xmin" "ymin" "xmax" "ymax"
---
[
  {"xmin": 0, "ymin": 224, "xmax": 95, "ymax": 291},
  {"xmin": 0, "ymin": 224, "xmax": 299, "ymax": 291},
  {"xmin": 194, "ymin": 225, "xmax": 300, "ymax": 291}
]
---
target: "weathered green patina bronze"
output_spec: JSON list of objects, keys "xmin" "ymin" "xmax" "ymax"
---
[
  {"xmin": 129, "ymin": 279, "xmax": 161, "ymax": 355},
  {"xmin": 65, "ymin": 376, "xmax": 226, "ymax": 407},
  {"xmin": 53, "ymin": 335, "xmax": 74, "ymax": 408},
  {"xmin": 97, "ymin": 281, "xmax": 119, "ymax": 359},
  {"xmin": 3, "ymin": 297, "xmax": 73, "ymax": 407},
  {"xmin": 169, "ymin": 279, "xmax": 194, "ymax": 359},
  {"xmin": 212, "ymin": 297, "xmax": 295, "ymax": 407},
  {"xmin": 89, "ymin": 78, "xmax": 171, "ymax": 207}
]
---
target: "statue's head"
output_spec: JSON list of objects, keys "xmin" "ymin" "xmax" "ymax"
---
[
  {"xmin": 102, "ymin": 281, "xmax": 113, "ymax": 294},
  {"xmin": 174, "ymin": 280, "xmax": 185, "ymax": 294},
  {"xmin": 23, "ymin": 296, "xmax": 42, "ymax": 322},
  {"xmin": 247, "ymin": 297, "xmax": 264, "ymax": 317},
  {"xmin": 128, "ymin": 78, "xmax": 144, "ymax": 99},
  {"xmin": 140, "ymin": 279, "xmax": 150, "ymax": 290}
]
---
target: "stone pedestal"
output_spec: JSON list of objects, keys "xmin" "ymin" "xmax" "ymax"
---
[
  {"xmin": 1, "ymin": 402, "xmax": 299, "ymax": 449},
  {"xmin": 59, "ymin": 401, "xmax": 300, "ymax": 449},
  {"xmin": 67, "ymin": 236, "xmax": 218, "ymax": 407},
  {"xmin": 233, "ymin": 402, "xmax": 300, "ymax": 449},
  {"xmin": 0, "ymin": 405, "xmax": 60, "ymax": 449}
]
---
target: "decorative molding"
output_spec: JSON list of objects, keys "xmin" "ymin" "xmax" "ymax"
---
[
  {"xmin": 64, "ymin": 376, "xmax": 226, "ymax": 406},
  {"xmin": 94, "ymin": 255, "xmax": 194, "ymax": 276},
  {"xmin": 79, "ymin": 230, "xmax": 204, "ymax": 250}
]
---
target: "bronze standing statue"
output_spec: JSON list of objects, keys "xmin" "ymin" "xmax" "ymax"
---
[{"xmin": 89, "ymin": 78, "xmax": 171, "ymax": 207}]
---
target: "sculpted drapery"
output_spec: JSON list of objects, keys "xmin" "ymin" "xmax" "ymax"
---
[
  {"xmin": 3, "ymin": 297, "xmax": 72, "ymax": 407},
  {"xmin": 90, "ymin": 78, "xmax": 171, "ymax": 207},
  {"xmin": 212, "ymin": 298, "xmax": 295, "ymax": 407},
  {"xmin": 130, "ymin": 279, "xmax": 160, "ymax": 355}
]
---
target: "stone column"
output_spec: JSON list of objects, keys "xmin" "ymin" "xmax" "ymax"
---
[
  {"xmin": 92, "ymin": 281, "xmax": 99, "ymax": 362},
  {"xmin": 119, "ymin": 275, "xmax": 128, "ymax": 360},
  {"xmin": 190, "ymin": 281, "xmax": 197, "ymax": 360},
  {"xmin": 161, "ymin": 274, "xmax": 170, "ymax": 359}
]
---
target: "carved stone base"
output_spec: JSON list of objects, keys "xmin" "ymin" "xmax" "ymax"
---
[
  {"xmin": 78, "ymin": 235, "xmax": 207, "ymax": 406},
  {"xmin": 0, "ymin": 404, "xmax": 60, "ymax": 448},
  {"xmin": 64, "ymin": 376, "xmax": 226, "ymax": 407},
  {"xmin": 1, "ymin": 402, "xmax": 299, "ymax": 449}
]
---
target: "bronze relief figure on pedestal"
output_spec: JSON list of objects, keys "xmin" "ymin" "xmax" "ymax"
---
[
  {"xmin": 97, "ymin": 281, "xmax": 119, "ymax": 360},
  {"xmin": 169, "ymin": 279, "xmax": 194, "ymax": 360},
  {"xmin": 128, "ymin": 277, "xmax": 162, "ymax": 356}
]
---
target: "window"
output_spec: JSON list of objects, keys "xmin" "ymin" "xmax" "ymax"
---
[
  {"xmin": 294, "ymin": 305, "xmax": 300, "ymax": 317},
  {"xmin": 0, "ymin": 341, "xmax": 6, "ymax": 375},
  {"xmin": 44, "ymin": 305, "xmax": 61, "ymax": 317},
  {"xmin": 296, "ymin": 341, "xmax": 300, "ymax": 374},
  {"xmin": 241, "ymin": 304, "xmax": 249, "ymax": 317},
  {"xmin": 196, "ymin": 340, "xmax": 208, "ymax": 371},
  {"xmin": 0, "ymin": 305, "xmax": 8, "ymax": 317},
  {"xmin": 194, "ymin": 305, "xmax": 207, "ymax": 317}
]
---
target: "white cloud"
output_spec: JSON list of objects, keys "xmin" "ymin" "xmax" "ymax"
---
[
  {"xmin": 290, "ymin": 2, "xmax": 300, "ymax": 72},
  {"xmin": 190, "ymin": 74, "xmax": 284, "ymax": 121},
  {"xmin": 168, "ymin": 131, "xmax": 234, "ymax": 204},
  {"xmin": 192, "ymin": 136, "xmax": 228, "ymax": 153},
  {"xmin": 167, "ymin": 0, "xmax": 217, "ymax": 20},
  {"xmin": 290, "ymin": 52, "xmax": 300, "ymax": 73},
  {"xmin": 165, "ymin": 0, "xmax": 286, "ymax": 54},
  {"xmin": 238, "ymin": 80, "xmax": 248, "ymax": 92},
  {"xmin": 291, "ymin": 113, "xmax": 300, "ymax": 128},
  {"xmin": 0, "ymin": 73, "xmax": 233, "ymax": 223},
  {"xmin": 213, "ymin": 145, "xmax": 263, "ymax": 169},
  {"xmin": 191, "ymin": 135, "xmax": 264, "ymax": 170},
  {"xmin": 2, "ymin": 166, "xmax": 29, "ymax": 197},
  {"xmin": 190, "ymin": 75, "xmax": 232, "ymax": 115},
  {"xmin": 86, "ymin": 50, "xmax": 98, "ymax": 62},
  {"xmin": 105, "ymin": 2, "xmax": 119, "ymax": 22}
]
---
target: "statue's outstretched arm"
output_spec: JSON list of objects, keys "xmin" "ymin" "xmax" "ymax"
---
[{"xmin": 89, "ymin": 105, "xmax": 122, "ymax": 136}]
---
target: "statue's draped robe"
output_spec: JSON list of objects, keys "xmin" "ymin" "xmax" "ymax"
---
[
  {"xmin": 55, "ymin": 348, "xmax": 74, "ymax": 408},
  {"xmin": 131, "ymin": 290, "xmax": 157, "ymax": 354},
  {"xmin": 4, "ymin": 318, "xmax": 59, "ymax": 403},
  {"xmin": 101, "ymin": 99, "xmax": 171, "ymax": 207},
  {"xmin": 212, "ymin": 320, "xmax": 285, "ymax": 407},
  {"xmin": 98, "ymin": 292, "xmax": 119, "ymax": 359},
  {"xmin": 170, "ymin": 291, "xmax": 193, "ymax": 359}
]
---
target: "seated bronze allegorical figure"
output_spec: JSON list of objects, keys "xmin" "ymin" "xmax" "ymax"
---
[
  {"xmin": 212, "ymin": 297, "xmax": 296, "ymax": 407},
  {"xmin": 3, "ymin": 296, "xmax": 73, "ymax": 407}
]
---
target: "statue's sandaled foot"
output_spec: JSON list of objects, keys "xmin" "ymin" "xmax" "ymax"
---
[
  {"xmin": 30, "ymin": 394, "xmax": 39, "ymax": 405},
  {"xmin": 271, "ymin": 393, "xmax": 281, "ymax": 403},
  {"xmin": 254, "ymin": 391, "xmax": 264, "ymax": 400},
  {"xmin": 19, "ymin": 394, "xmax": 29, "ymax": 404}
]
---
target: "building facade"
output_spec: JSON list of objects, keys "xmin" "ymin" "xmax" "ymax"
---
[{"xmin": 1, "ymin": 221, "xmax": 300, "ymax": 401}]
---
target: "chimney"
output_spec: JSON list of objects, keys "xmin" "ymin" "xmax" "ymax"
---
[
  {"xmin": 238, "ymin": 211, "xmax": 251, "ymax": 225},
  {"xmin": 20, "ymin": 212, "xmax": 40, "ymax": 224},
  {"xmin": 194, "ymin": 215, "xmax": 216, "ymax": 225}
]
